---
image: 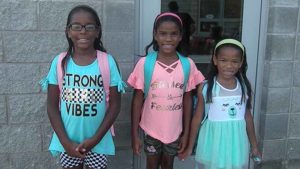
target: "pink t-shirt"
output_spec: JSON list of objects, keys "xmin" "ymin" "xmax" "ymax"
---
[{"xmin": 127, "ymin": 57, "xmax": 205, "ymax": 143}]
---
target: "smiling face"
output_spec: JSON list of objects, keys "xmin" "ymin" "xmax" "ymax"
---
[
  {"xmin": 154, "ymin": 21, "xmax": 182, "ymax": 56},
  {"xmin": 66, "ymin": 11, "xmax": 100, "ymax": 51},
  {"xmin": 213, "ymin": 46, "xmax": 243, "ymax": 80}
]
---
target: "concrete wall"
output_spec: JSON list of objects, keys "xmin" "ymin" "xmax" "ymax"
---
[
  {"xmin": 259, "ymin": 0, "xmax": 300, "ymax": 168},
  {"xmin": 0, "ymin": 0, "xmax": 134, "ymax": 168},
  {"xmin": 1, "ymin": 0, "xmax": 300, "ymax": 169}
]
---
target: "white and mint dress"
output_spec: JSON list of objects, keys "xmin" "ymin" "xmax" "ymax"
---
[
  {"xmin": 195, "ymin": 79, "xmax": 249, "ymax": 169},
  {"xmin": 40, "ymin": 54, "xmax": 126, "ymax": 156}
]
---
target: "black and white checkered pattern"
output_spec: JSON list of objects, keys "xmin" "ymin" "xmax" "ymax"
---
[
  {"xmin": 60, "ymin": 152, "xmax": 82, "ymax": 168},
  {"xmin": 62, "ymin": 87, "xmax": 104, "ymax": 104},
  {"xmin": 60, "ymin": 152, "xmax": 107, "ymax": 169},
  {"xmin": 85, "ymin": 152, "xmax": 107, "ymax": 169}
]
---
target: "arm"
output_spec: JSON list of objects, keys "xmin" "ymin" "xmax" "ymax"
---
[
  {"xmin": 178, "ymin": 84, "xmax": 205, "ymax": 160},
  {"xmin": 178, "ymin": 90, "xmax": 193, "ymax": 153},
  {"xmin": 77, "ymin": 86, "xmax": 121, "ymax": 153},
  {"xmin": 245, "ymin": 109, "xmax": 262, "ymax": 158},
  {"xmin": 47, "ymin": 84, "xmax": 84, "ymax": 158},
  {"xmin": 131, "ymin": 89, "xmax": 144, "ymax": 155}
]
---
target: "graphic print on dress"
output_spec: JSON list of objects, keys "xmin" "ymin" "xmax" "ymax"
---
[
  {"xmin": 62, "ymin": 73, "xmax": 105, "ymax": 116},
  {"xmin": 222, "ymin": 101, "xmax": 242, "ymax": 118},
  {"xmin": 228, "ymin": 106, "xmax": 237, "ymax": 118}
]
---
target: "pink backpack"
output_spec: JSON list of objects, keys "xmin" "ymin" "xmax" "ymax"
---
[{"xmin": 56, "ymin": 50, "xmax": 115, "ymax": 136}]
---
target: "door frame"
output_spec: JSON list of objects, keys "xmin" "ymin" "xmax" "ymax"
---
[{"xmin": 134, "ymin": 0, "xmax": 267, "ymax": 168}]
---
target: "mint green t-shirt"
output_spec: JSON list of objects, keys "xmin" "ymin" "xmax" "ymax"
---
[{"xmin": 46, "ymin": 54, "xmax": 122, "ymax": 156}]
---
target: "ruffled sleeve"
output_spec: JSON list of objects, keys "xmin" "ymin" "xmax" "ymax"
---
[
  {"xmin": 39, "ymin": 77, "xmax": 49, "ymax": 92},
  {"xmin": 108, "ymin": 54, "xmax": 127, "ymax": 93},
  {"xmin": 116, "ymin": 80, "xmax": 127, "ymax": 93},
  {"xmin": 185, "ymin": 58, "xmax": 205, "ymax": 92},
  {"xmin": 127, "ymin": 57, "xmax": 145, "ymax": 91},
  {"xmin": 39, "ymin": 55, "xmax": 59, "ymax": 92}
]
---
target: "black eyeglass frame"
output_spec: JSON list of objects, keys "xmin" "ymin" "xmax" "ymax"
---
[{"xmin": 67, "ymin": 23, "xmax": 99, "ymax": 32}]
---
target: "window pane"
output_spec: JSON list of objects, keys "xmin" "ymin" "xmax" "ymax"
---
[
  {"xmin": 224, "ymin": 0, "xmax": 242, "ymax": 18},
  {"xmin": 224, "ymin": 22, "xmax": 242, "ymax": 40},
  {"xmin": 200, "ymin": 0, "xmax": 220, "ymax": 19},
  {"xmin": 200, "ymin": 22, "xmax": 218, "ymax": 32}
]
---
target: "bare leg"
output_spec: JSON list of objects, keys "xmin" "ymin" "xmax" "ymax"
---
[
  {"xmin": 146, "ymin": 154, "xmax": 161, "ymax": 169},
  {"xmin": 161, "ymin": 153, "xmax": 175, "ymax": 169}
]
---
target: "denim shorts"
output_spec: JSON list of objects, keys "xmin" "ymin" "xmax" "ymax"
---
[{"xmin": 144, "ymin": 134, "xmax": 179, "ymax": 156}]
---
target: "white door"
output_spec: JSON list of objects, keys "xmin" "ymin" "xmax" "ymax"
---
[{"xmin": 134, "ymin": 0, "xmax": 264, "ymax": 168}]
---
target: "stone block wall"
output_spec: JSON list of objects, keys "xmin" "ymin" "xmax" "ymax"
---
[
  {"xmin": 0, "ymin": 0, "xmax": 134, "ymax": 168},
  {"xmin": 259, "ymin": 0, "xmax": 300, "ymax": 168}
]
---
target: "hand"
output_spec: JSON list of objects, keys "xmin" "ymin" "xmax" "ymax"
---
[
  {"xmin": 178, "ymin": 148, "xmax": 193, "ymax": 161},
  {"xmin": 251, "ymin": 147, "xmax": 262, "ymax": 159},
  {"xmin": 251, "ymin": 147, "xmax": 262, "ymax": 164},
  {"xmin": 132, "ymin": 136, "xmax": 142, "ymax": 155},
  {"xmin": 64, "ymin": 141, "xmax": 85, "ymax": 159},
  {"xmin": 76, "ymin": 138, "xmax": 97, "ymax": 154},
  {"xmin": 177, "ymin": 134, "xmax": 188, "ymax": 154}
]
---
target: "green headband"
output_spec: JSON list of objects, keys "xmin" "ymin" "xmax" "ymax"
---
[{"xmin": 214, "ymin": 39, "xmax": 245, "ymax": 56}]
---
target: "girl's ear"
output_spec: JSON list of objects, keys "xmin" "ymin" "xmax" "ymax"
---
[
  {"xmin": 240, "ymin": 57, "xmax": 244, "ymax": 68},
  {"xmin": 213, "ymin": 55, "xmax": 218, "ymax": 66},
  {"xmin": 239, "ymin": 60, "xmax": 243, "ymax": 68},
  {"xmin": 179, "ymin": 33, "xmax": 182, "ymax": 42},
  {"xmin": 66, "ymin": 29, "xmax": 71, "ymax": 38},
  {"xmin": 154, "ymin": 31, "xmax": 158, "ymax": 41},
  {"xmin": 96, "ymin": 29, "xmax": 100, "ymax": 38},
  {"xmin": 238, "ymin": 55, "xmax": 244, "ymax": 69}
]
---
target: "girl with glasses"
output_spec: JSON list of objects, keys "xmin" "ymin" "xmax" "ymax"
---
[{"xmin": 40, "ymin": 5, "xmax": 125, "ymax": 169}]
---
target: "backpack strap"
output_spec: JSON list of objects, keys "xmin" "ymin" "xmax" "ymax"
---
[
  {"xmin": 97, "ymin": 50, "xmax": 110, "ymax": 105},
  {"xmin": 177, "ymin": 52, "xmax": 190, "ymax": 92},
  {"xmin": 144, "ymin": 52, "xmax": 157, "ymax": 98},
  {"xmin": 96, "ymin": 51, "xmax": 116, "ymax": 136},
  {"xmin": 201, "ymin": 82, "xmax": 209, "ymax": 124},
  {"xmin": 57, "ymin": 52, "xmax": 68, "ymax": 92},
  {"xmin": 144, "ymin": 51, "xmax": 190, "ymax": 98},
  {"xmin": 201, "ymin": 78, "xmax": 220, "ymax": 124}
]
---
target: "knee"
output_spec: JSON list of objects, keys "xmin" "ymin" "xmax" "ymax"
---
[
  {"xmin": 146, "ymin": 156, "xmax": 160, "ymax": 169},
  {"xmin": 161, "ymin": 155, "xmax": 174, "ymax": 169}
]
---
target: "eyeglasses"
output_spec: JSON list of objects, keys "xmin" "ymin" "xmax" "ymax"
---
[{"xmin": 68, "ymin": 23, "xmax": 98, "ymax": 32}]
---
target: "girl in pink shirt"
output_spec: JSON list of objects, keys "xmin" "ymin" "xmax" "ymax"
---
[{"xmin": 127, "ymin": 12, "xmax": 205, "ymax": 169}]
